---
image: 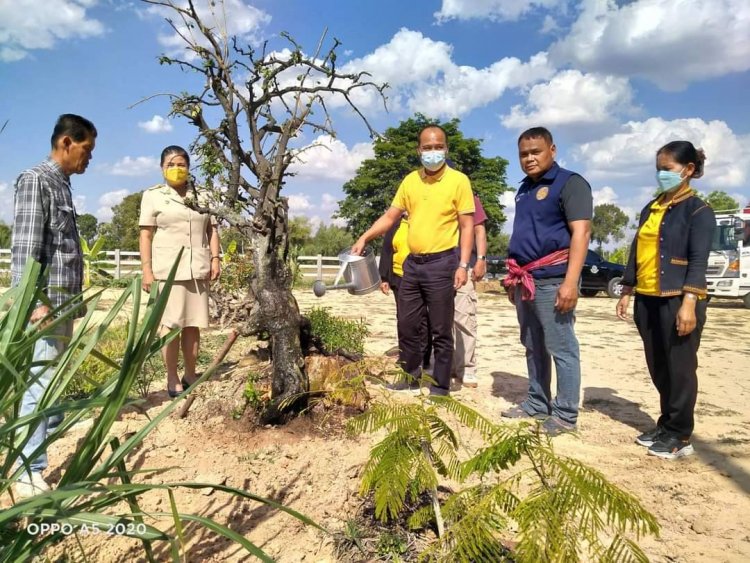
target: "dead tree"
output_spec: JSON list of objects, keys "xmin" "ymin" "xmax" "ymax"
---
[{"xmin": 143, "ymin": 0, "xmax": 386, "ymax": 422}]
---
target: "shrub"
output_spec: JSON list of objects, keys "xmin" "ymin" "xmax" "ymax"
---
[
  {"xmin": 218, "ymin": 240, "xmax": 255, "ymax": 294},
  {"xmin": 243, "ymin": 371, "xmax": 264, "ymax": 410},
  {"xmin": 64, "ymin": 324, "xmax": 128, "ymax": 399},
  {"xmin": 307, "ymin": 306, "xmax": 369, "ymax": 355},
  {"xmin": 65, "ymin": 324, "xmax": 163, "ymax": 400}
]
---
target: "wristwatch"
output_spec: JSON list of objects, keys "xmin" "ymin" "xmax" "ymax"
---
[
  {"xmin": 477, "ymin": 255, "xmax": 487, "ymax": 261},
  {"xmin": 459, "ymin": 262, "xmax": 470, "ymax": 270}
]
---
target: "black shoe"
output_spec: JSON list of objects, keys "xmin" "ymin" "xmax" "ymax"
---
[
  {"xmin": 501, "ymin": 405, "xmax": 548, "ymax": 420},
  {"xmin": 385, "ymin": 379, "xmax": 420, "ymax": 393},
  {"xmin": 181, "ymin": 377, "xmax": 196, "ymax": 389},
  {"xmin": 428, "ymin": 386, "xmax": 450, "ymax": 398},
  {"xmin": 167, "ymin": 388, "xmax": 182, "ymax": 398},
  {"xmin": 542, "ymin": 416, "xmax": 577, "ymax": 437},
  {"xmin": 635, "ymin": 426, "xmax": 665, "ymax": 447},
  {"xmin": 647, "ymin": 436, "xmax": 695, "ymax": 460}
]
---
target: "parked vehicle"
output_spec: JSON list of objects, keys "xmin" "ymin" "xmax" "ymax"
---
[
  {"xmin": 485, "ymin": 256, "xmax": 507, "ymax": 280},
  {"xmin": 706, "ymin": 206, "xmax": 750, "ymax": 308},
  {"xmin": 580, "ymin": 250, "xmax": 624, "ymax": 298}
]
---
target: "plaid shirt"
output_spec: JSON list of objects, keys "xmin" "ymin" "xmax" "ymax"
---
[{"xmin": 11, "ymin": 159, "xmax": 84, "ymax": 316}]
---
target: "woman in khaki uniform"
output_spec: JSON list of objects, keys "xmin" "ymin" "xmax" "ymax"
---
[{"xmin": 139, "ymin": 145, "xmax": 221, "ymax": 397}]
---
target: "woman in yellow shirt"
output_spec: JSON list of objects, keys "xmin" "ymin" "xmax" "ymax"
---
[
  {"xmin": 616, "ymin": 141, "xmax": 715, "ymax": 460},
  {"xmin": 139, "ymin": 145, "xmax": 222, "ymax": 397}
]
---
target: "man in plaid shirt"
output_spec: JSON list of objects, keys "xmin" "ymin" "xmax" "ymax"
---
[{"xmin": 11, "ymin": 114, "xmax": 97, "ymax": 498}]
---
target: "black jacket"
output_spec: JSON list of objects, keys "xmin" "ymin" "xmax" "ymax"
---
[{"xmin": 622, "ymin": 189, "xmax": 715, "ymax": 297}]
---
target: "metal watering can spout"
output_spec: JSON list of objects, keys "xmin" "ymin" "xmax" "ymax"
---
[{"xmin": 312, "ymin": 247, "xmax": 380, "ymax": 297}]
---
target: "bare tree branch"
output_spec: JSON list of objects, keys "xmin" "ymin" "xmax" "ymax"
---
[{"xmin": 142, "ymin": 0, "xmax": 387, "ymax": 421}]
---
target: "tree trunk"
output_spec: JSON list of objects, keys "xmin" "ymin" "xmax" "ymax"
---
[{"xmin": 250, "ymin": 230, "xmax": 308, "ymax": 424}]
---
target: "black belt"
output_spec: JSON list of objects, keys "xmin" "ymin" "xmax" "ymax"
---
[{"xmin": 409, "ymin": 248, "xmax": 456, "ymax": 264}]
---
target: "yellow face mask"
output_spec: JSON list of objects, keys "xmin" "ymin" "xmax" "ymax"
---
[{"xmin": 164, "ymin": 167, "xmax": 189, "ymax": 184}]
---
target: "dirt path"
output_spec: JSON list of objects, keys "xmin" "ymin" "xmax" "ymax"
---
[
  {"xmin": 13, "ymin": 285, "xmax": 750, "ymax": 562},
  {"xmin": 298, "ymin": 285, "xmax": 750, "ymax": 562}
]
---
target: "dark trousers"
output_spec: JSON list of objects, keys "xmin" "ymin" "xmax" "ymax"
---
[
  {"xmin": 397, "ymin": 252, "xmax": 457, "ymax": 395},
  {"xmin": 391, "ymin": 276, "xmax": 432, "ymax": 368},
  {"xmin": 634, "ymin": 294, "xmax": 707, "ymax": 439}
]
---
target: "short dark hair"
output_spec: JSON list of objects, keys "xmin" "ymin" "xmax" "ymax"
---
[
  {"xmin": 518, "ymin": 127, "xmax": 553, "ymax": 146},
  {"xmin": 657, "ymin": 141, "xmax": 706, "ymax": 179},
  {"xmin": 160, "ymin": 145, "xmax": 190, "ymax": 167},
  {"xmin": 50, "ymin": 114, "xmax": 97, "ymax": 148},
  {"xmin": 417, "ymin": 124, "xmax": 448, "ymax": 147}
]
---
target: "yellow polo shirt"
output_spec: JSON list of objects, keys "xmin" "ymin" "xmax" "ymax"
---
[
  {"xmin": 635, "ymin": 198, "xmax": 667, "ymax": 295},
  {"xmin": 391, "ymin": 166, "xmax": 474, "ymax": 254},
  {"xmin": 392, "ymin": 219, "xmax": 410, "ymax": 277}
]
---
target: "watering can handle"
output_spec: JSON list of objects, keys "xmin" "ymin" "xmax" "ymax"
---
[{"xmin": 333, "ymin": 261, "xmax": 347, "ymax": 287}]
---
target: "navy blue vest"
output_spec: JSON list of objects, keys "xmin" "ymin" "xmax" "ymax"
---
[{"xmin": 508, "ymin": 163, "xmax": 576, "ymax": 279}]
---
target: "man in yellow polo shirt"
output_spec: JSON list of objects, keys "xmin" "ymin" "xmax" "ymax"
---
[{"xmin": 352, "ymin": 125, "xmax": 475, "ymax": 396}]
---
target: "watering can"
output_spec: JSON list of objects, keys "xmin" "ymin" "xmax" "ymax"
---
[{"xmin": 312, "ymin": 247, "xmax": 380, "ymax": 297}]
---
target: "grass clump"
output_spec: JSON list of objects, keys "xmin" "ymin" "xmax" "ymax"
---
[{"xmin": 307, "ymin": 306, "xmax": 368, "ymax": 355}]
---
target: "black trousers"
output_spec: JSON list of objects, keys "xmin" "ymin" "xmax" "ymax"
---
[
  {"xmin": 634, "ymin": 294, "xmax": 707, "ymax": 439},
  {"xmin": 391, "ymin": 276, "xmax": 432, "ymax": 368},
  {"xmin": 397, "ymin": 252, "xmax": 457, "ymax": 395}
]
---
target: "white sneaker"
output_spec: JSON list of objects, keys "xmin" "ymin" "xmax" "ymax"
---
[
  {"xmin": 15, "ymin": 472, "xmax": 50, "ymax": 499},
  {"xmin": 462, "ymin": 373, "xmax": 478, "ymax": 388}
]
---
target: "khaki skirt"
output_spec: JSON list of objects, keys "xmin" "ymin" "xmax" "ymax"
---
[{"xmin": 157, "ymin": 279, "xmax": 210, "ymax": 329}]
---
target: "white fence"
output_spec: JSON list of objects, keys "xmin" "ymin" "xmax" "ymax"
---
[
  {"xmin": 0, "ymin": 249, "xmax": 364, "ymax": 281},
  {"xmin": 296, "ymin": 255, "xmax": 346, "ymax": 280},
  {"xmin": 0, "ymin": 249, "xmax": 142, "ymax": 279}
]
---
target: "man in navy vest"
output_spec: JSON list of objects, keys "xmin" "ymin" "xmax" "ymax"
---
[{"xmin": 502, "ymin": 127, "xmax": 592, "ymax": 436}]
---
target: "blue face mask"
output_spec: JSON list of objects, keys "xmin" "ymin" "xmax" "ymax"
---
[
  {"xmin": 656, "ymin": 169, "xmax": 685, "ymax": 192},
  {"xmin": 420, "ymin": 150, "xmax": 446, "ymax": 172}
]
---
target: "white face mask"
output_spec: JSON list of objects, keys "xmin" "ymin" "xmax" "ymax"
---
[{"xmin": 420, "ymin": 150, "xmax": 446, "ymax": 171}]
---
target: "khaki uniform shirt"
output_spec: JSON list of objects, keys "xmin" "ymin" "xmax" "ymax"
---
[{"xmin": 138, "ymin": 184, "xmax": 214, "ymax": 281}]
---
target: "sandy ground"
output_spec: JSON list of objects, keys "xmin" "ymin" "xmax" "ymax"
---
[{"xmin": 8, "ymin": 284, "xmax": 750, "ymax": 562}]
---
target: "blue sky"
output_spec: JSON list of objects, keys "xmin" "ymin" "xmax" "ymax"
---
[{"xmin": 1, "ymin": 0, "xmax": 748, "ymax": 234}]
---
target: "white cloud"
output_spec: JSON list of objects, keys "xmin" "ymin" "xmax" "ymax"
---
[
  {"xmin": 289, "ymin": 136, "xmax": 374, "ymax": 182},
  {"xmin": 502, "ymin": 70, "xmax": 637, "ymax": 135},
  {"xmin": 540, "ymin": 15, "xmax": 559, "ymax": 34},
  {"xmin": 342, "ymin": 29, "xmax": 554, "ymax": 117},
  {"xmin": 411, "ymin": 52, "xmax": 554, "ymax": 118},
  {"xmin": 287, "ymin": 194, "xmax": 312, "ymax": 218},
  {"xmin": 0, "ymin": 182, "xmax": 10, "ymax": 224},
  {"xmin": 320, "ymin": 193, "xmax": 338, "ymax": 212},
  {"xmin": 73, "ymin": 195, "xmax": 87, "ymax": 214},
  {"xmin": 286, "ymin": 192, "xmax": 344, "ymax": 225},
  {"xmin": 551, "ymin": 0, "xmax": 750, "ymax": 90},
  {"xmin": 435, "ymin": 0, "xmax": 562, "ymax": 22},
  {"xmin": 138, "ymin": 115, "xmax": 173, "ymax": 133},
  {"xmin": 730, "ymin": 193, "xmax": 749, "ymax": 208},
  {"xmin": 110, "ymin": 156, "xmax": 159, "ymax": 176},
  {"xmin": 592, "ymin": 186, "xmax": 618, "ymax": 206},
  {"xmin": 345, "ymin": 29, "xmax": 454, "ymax": 88},
  {"xmin": 0, "ymin": 0, "xmax": 105, "ymax": 62},
  {"xmin": 147, "ymin": 0, "xmax": 271, "ymax": 60},
  {"xmin": 96, "ymin": 189, "xmax": 130, "ymax": 222},
  {"xmin": 500, "ymin": 190, "xmax": 516, "ymax": 233},
  {"xmin": 574, "ymin": 118, "xmax": 750, "ymax": 195}
]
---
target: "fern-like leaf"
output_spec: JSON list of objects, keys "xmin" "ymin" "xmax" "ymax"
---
[{"xmin": 433, "ymin": 397, "xmax": 498, "ymax": 438}]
